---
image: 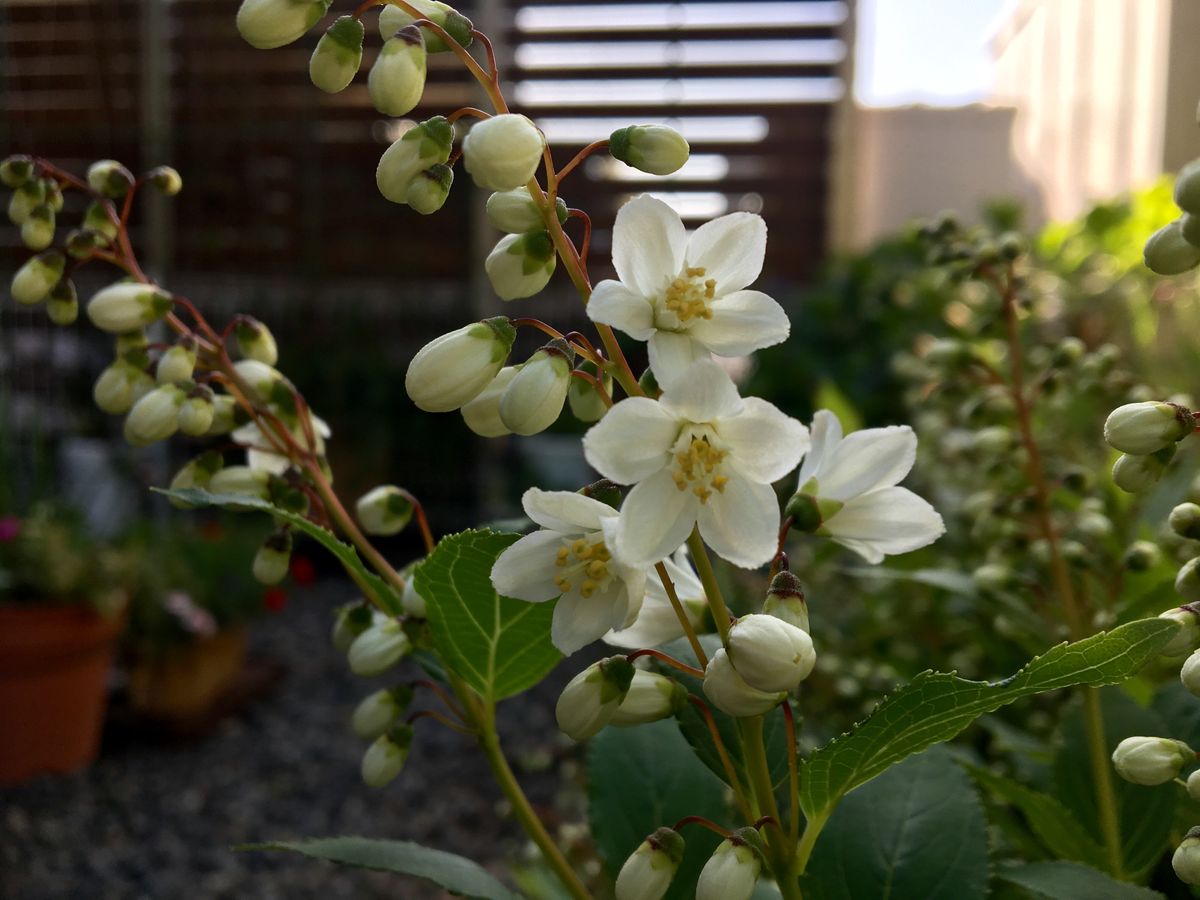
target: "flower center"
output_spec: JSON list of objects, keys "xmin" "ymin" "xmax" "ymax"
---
[
  {"xmin": 660, "ymin": 266, "xmax": 717, "ymax": 325},
  {"xmin": 670, "ymin": 430, "xmax": 729, "ymax": 504},
  {"xmin": 554, "ymin": 534, "xmax": 613, "ymax": 598}
]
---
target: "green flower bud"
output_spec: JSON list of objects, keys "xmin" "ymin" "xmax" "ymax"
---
[
  {"xmin": 124, "ymin": 383, "xmax": 186, "ymax": 446},
  {"xmin": 405, "ymin": 317, "xmax": 515, "ymax": 412},
  {"xmin": 178, "ymin": 385, "xmax": 216, "ymax": 436},
  {"xmin": 1176, "ymin": 159, "xmax": 1200, "ymax": 214},
  {"xmin": 1178, "ymin": 560, "xmax": 1200, "ymax": 604},
  {"xmin": 609, "ymin": 124, "xmax": 690, "ymax": 176},
  {"xmin": 86, "ymin": 282, "xmax": 173, "ymax": 333},
  {"xmin": 614, "ymin": 827, "xmax": 684, "ymax": 900},
  {"xmin": 231, "ymin": 358, "xmax": 286, "ymax": 402},
  {"xmin": 376, "ymin": 116, "xmax": 453, "ymax": 203},
  {"xmin": 1112, "ymin": 448, "xmax": 1173, "ymax": 493},
  {"xmin": 369, "ymin": 26, "xmax": 427, "ymax": 117},
  {"xmin": 252, "ymin": 529, "xmax": 293, "ymax": 585},
  {"xmin": 352, "ymin": 685, "xmax": 413, "ymax": 740},
  {"xmin": 355, "ymin": 485, "xmax": 414, "ymax": 536},
  {"xmin": 45, "ymin": 279, "xmax": 78, "ymax": 326},
  {"xmin": 405, "ymin": 163, "xmax": 452, "ymax": 214},
  {"xmin": 1123, "ymin": 541, "xmax": 1162, "ymax": 572},
  {"xmin": 7, "ymin": 179, "xmax": 44, "ymax": 225},
  {"xmin": 20, "ymin": 203, "xmax": 54, "ymax": 250},
  {"xmin": 1050, "ymin": 336, "xmax": 1086, "ymax": 367},
  {"xmin": 1174, "ymin": 827, "xmax": 1200, "ymax": 885},
  {"xmin": 86, "ymin": 159, "xmax": 135, "ymax": 198},
  {"xmin": 499, "ymin": 340, "xmax": 573, "ymax": 435},
  {"xmin": 361, "ymin": 725, "xmax": 413, "ymax": 788},
  {"xmin": 168, "ymin": 451, "xmax": 224, "ymax": 508},
  {"xmin": 763, "ymin": 569, "xmax": 809, "ymax": 632},
  {"xmin": 567, "ymin": 359, "xmax": 612, "ymax": 423},
  {"xmin": 0, "ymin": 155, "xmax": 34, "ymax": 188},
  {"xmin": 235, "ymin": 316, "xmax": 279, "ymax": 365},
  {"xmin": 486, "ymin": 188, "xmax": 568, "ymax": 234},
  {"xmin": 209, "ymin": 464, "xmax": 272, "ymax": 499},
  {"xmin": 1182, "ymin": 649, "xmax": 1200, "ymax": 698},
  {"xmin": 555, "ymin": 655, "xmax": 635, "ymax": 741},
  {"xmin": 206, "ymin": 394, "xmax": 240, "ymax": 436},
  {"xmin": 1105, "ymin": 401, "xmax": 1193, "ymax": 455},
  {"xmin": 460, "ymin": 366, "xmax": 518, "ymax": 437},
  {"xmin": 610, "ymin": 671, "xmax": 685, "ymax": 727},
  {"xmin": 1172, "ymin": 503, "xmax": 1200, "ymax": 540},
  {"xmin": 1144, "ymin": 220, "xmax": 1200, "ymax": 275},
  {"xmin": 93, "ymin": 359, "xmax": 152, "ymax": 415},
  {"xmin": 84, "ymin": 201, "xmax": 118, "ymax": 242},
  {"xmin": 1111, "ymin": 735, "xmax": 1194, "ymax": 785},
  {"xmin": 401, "ymin": 574, "xmax": 427, "ymax": 618},
  {"xmin": 348, "ymin": 619, "xmax": 412, "ymax": 677},
  {"xmin": 484, "ymin": 231, "xmax": 556, "ymax": 300},
  {"xmin": 236, "ymin": 0, "xmax": 331, "ymax": 49},
  {"xmin": 696, "ymin": 831, "xmax": 763, "ymax": 900},
  {"xmin": 11, "ymin": 251, "xmax": 65, "ymax": 306},
  {"xmin": 702, "ymin": 648, "xmax": 786, "ymax": 717},
  {"xmin": 157, "ymin": 337, "xmax": 198, "ymax": 383},
  {"xmin": 147, "ymin": 165, "xmax": 183, "ymax": 196},
  {"xmin": 728, "ymin": 613, "xmax": 816, "ymax": 693},
  {"xmin": 462, "ymin": 114, "xmax": 544, "ymax": 192},
  {"xmin": 65, "ymin": 228, "xmax": 100, "ymax": 259},
  {"xmin": 378, "ymin": 1, "xmax": 471, "ymax": 52},
  {"xmin": 310, "ymin": 15, "xmax": 364, "ymax": 93},
  {"xmin": 1160, "ymin": 605, "xmax": 1200, "ymax": 657},
  {"xmin": 332, "ymin": 602, "xmax": 374, "ymax": 652}
]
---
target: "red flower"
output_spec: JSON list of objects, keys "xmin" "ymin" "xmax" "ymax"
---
[
  {"xmin": 290, "ymin": 554, "xmax": 317, "ymax": 586},
  {"xmin": 262, "ymin": 587, "xmax": 288, "ymax": 612}
]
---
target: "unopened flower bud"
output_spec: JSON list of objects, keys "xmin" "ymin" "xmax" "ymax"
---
[
  {"xmin": 614, "ymin": 827, "xmax": 684, "ymax": 900},
  {"xmin": 1112, "ymin": 735, "xmax": 1194, "ymax": 785},
  {"xmin": 232, "ymin": 358, "xmax": 286, "ymax": 402},
  {"xmin": 369, "ymin": 26, "xmax": 427, "ymax": 117},
  {"xmin": 379, "ymin": 0, "xmax": 472, "ymax": 52},
  {"xmin": 124, "ymin": 383, "xmax": 185, "ymax": 446},
  {"xmin": 45, "ymin": 279, "xmax": 78, "ymax": 326},
  {"xmin": 178, "ymin": 384, "xmax": 216, "ymax": 435},
  {"xmin": 401, "ymin": 574, "xmax": 427, "ymax": 618},
  {"xmin": 86, "ymin": 282, "xmax": 173, "ymax": 333},
  {"xmin": 11, "ymin": 250, "xmax": 65, "ymax": 305},
  {"xmin": 609, "ymin": 124, "xmax": 690, "ymax": 176},
  {"xmin": 253, "ymin": 530, "xmax": 293, "ymax": 585},
  {"xmin": 65, "ymin": 228, "xmax": 100, "ymax": 259},
  {"xmin": 1144, "ymin": 220, "xmax": 1200, "ymax": 275},
  {"xmin": 1176, "ymin": 159, "xmax": 1200, "ymax": 214},
  {"xmin": 147, "ymin": 165, "xmax": 183, "ymax": 196},
  {"xmin": 1176, "ymin": 827, "xmax": 1200, "ymax": 885},
  {"xmin": 610, "ymin": 670, "xmax": 685, "ymax": 726},
  {"xmin": 702, "ymin": 648, "xmax": 786, "ymax": 717},
  {"xmin": 1189, "ymin": 769, "xmax": 1200, "ymax": 803},
  {"xmin": 157, "ymin": 338, "xmax": 198, "ymax": 383},
  {"xmin": 763, "ymin": 569, "xmax": 809, "ymax": 632},
  {"xmin": 406, "ymin": 164, "xmax": 452, "ymax": 214},
  {"xmin": 332, "ymin": 602, "xmax": 374, "ymax": 652},
  {"xmin": 348, "ymin": 619, "xmax": 412, "ymax": 677},
  {"xmin": 309, "ymin": 15, "xmax": 364, "ymax": 93},
  {"xmin": 20, "ymin": 203, "xmax": 54, "ymax": 250},
  {"xmin": 555, "ymin": 655, "xmax": 635, "ymax": 741},
  {"xmin": 0, "ymin": 155, "xmax": 34, "ymax": 188},
  {"xmin": 1178, "ymin": 560, "xmax": 1200, "ymax": 604},
  {"xmin": 352, "ymin": 685, "xmax": 413, "ymax": 740},
  {"xmin": 1182, "ymin": 649, "xmax": 1200, "ymax": 698},
  {"xmin": 361, "ymin": 725, "xmax": 413, "ymax": 788},
  {"xmin": 168, "ymin": 451, "xmax": 224, "ymax": 507},
  {"xmin": 93, "ymin": 360, "xmax": 143, "ymax": 415},
  {"xmin": 1105, "ymin": 401, "xmax": 1193, "ymax": 456},
  {"xmin": 696, "ymin": 830, "xmax": 764, "ymax": 900},
  {"xmin": 485, "ymin": 188, "xmax": 568, "ymax": 234},
  {"xmin": 1172, "ymin": 503, "xmax": 1200, "ymax": 541},
  {"xmin": 1123, "ymin": 541, "xmax": 1161, "ymax": 572},
  {"xmin": 86, "ymin": 159, "xmax": 135, "ymax": 198},
  {"xmin": 461, "ymin": 366, "xmax": 518, "ymax": 437},
  {"xmin": 1112, "ymin": 448, "xmax": 1173, "ymax": 493},
  {"xmin": 83, "ymin": 201, "xmax": 118, "ymax": 243},
  {"xmin": 727, "ymin": 613, "xmax": 816, "ymax": 693},
  {"xmin": 235, "ymin": 316, "xmax": 279, "ymax": 365},
  {"xmin": 209, "ymin": 464, "xmax": 271, "ymax": 499},
  {"xmin": 376, "ymin": 116, "xmax": 453, "ymax": 203},
  {"xmin": 7, "ymin": 179, "xmax": 43, "ymax": 226},
  {"xmin": 206, "ymin": 394, "xmax": 240, "ymax": 435},
  {"xmin": 236, "ymin": 0, "xmax": 331, "ymax": 49},
  {"xmin": 405, "ymin": 317, "xmax": 516, "ymax": 412},
  {"xmin": 485, "ymin": 231, "xmax": 556, "ymax": 300},
  {"xmin": 463, "ymin": 114, "xmax": 545, "ymax": 192},
  {"xmin": 1160, "ymin": 605, "xmax": 1200, "ymax": 657},
  {"xmin": 500, "ymin": 340, "xmax": 574, "ymax": 435},
  {"xmin": 356, "ymin": 485, "xmax": 414, "ymax": 536},
  {"xmin": 567, "ymin": 360, "xmax": 612, "ymax": 423}
]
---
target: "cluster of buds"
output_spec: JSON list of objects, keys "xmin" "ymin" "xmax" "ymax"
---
[
  {"xmin": 1105, "ymin": 401, "xmax": 1195, "ymax": 493},
  {"xmin": 614, "ymin": 824, "xmax": 765, "ymax": 900},
  {"xmin": 554, "ymin": 656, "xmax": 685, "ymax": 741},
  {"xmin": 1144, "ymin": 160, "xmax": 1200, "ymax": 275}
]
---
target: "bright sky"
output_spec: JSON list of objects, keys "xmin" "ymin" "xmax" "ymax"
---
[{"xmin": 856, "ymin": 0, "xmax": 1013, "ymax": 106}]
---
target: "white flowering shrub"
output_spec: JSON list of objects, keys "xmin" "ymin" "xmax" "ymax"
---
[{"xmin": 4, "ymin": 2, "xmax": 1195, "ymax": 897}]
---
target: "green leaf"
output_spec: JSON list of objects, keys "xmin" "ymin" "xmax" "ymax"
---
[
  {"xmin": 414, "ymin": 529, "xmax": 560, "ymax": 704},
  {"xmin": 159, "ymin": 488, "xmax": 402, "ymax": 614},
  {"xmin": 799, "ymin": 618, "xmax": 1179, "ymax": 820},
  {"xmin": 244, "ymin": 837, "xmax": 521, "ymax": 899},
  {"xmin": 801, "ymin": 746, "xmax": 989, "ymax": 900},
  {"xmin": 588, "ymin": 720, "xmax": 731, "ymax": 900},
  {"xmin": 993, "ymin": 861, "xmax": 1164, "ymax": 899},
  {"xmin": 966, "ymin": 764, "xmax": 1106, "ymax": 869}
]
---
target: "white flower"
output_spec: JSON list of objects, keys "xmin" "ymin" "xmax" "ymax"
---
[
  {"xmin": 586, "ymin": 195, "xmax": 789, "ymax": 381},
  {"xmin": 491, "ymin": 488, "xmax": 646, "ymax": 655},
  {"xmin": 231, "ymin": 413, "xmax": 330, "ymax": 475},
  {"xmin": 583, "ymin": 359, "xmax": 807, "ymax": 569},
  {"xmin": 605, "ymin": 547, "xmax": 707, "ymax": 648},
  {"xmin": 790, "ymin": 410, "xmax": 944, "ymax": 564}
]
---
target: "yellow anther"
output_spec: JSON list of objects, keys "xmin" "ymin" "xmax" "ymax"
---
[
  {"xmin": 555, "ymin": 577, "xmax": 572, "ymax": 593},
  {"xmin": 555, "ymin": 547, "xmax": 570, "ymax": 566},
  {"xmin": 572, "ymin": 538, "xmax": 590, "ymax": 557},
  {"xmin": 580, "ymin": 580, "xmax": 597, "ymax": 598},
  {"xmin": 687, "ymin": 266, "xmax": 705, "ymax": 277},
  {"xmin": 586, "ymin": 560, "xmax": 607, "ymax": 578},
  {"xmin": 673, "ymin": 472, "xmax": 688, "ymax": 491},
  {"xmin": 592, "ymin": 543, "xmax": 610, "ymax": 560},
  {"xmin": 712, "ymin": 474, "xmax": 729, "ymax": 492},
  {"xmin": 693, "ymin": 485, "xmax": 712, "ymax": 503}
]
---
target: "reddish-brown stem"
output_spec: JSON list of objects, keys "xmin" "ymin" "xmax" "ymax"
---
[
  {"xmin": 564, "ymin": 330, "xmax": 601, "ymax": 363},
  {"xmin": 569, "ymin": 369, "xmax": 613, "ymax": 407},
  {"xmin": 409, "ymin": 494, "xmax": 436, "ymax": 554},
  {"xmin": 407, "ymin": 709, "xmax": 476, "ymax": 736},
  {"xmin": 448, "ymin": 106, "xmax": 491, "ymax": 124},
  {"xmin": 687, "ymin": 695, "xmax": 754, "ymax": 821},
  {"xmin": 118, "ymin": 176, "xmax": 145, "ymax": 229},
  {"xmin": 672, "ymin": 815, "xmax": 733, "ymax": 839},
  {"xmin": 769, "ymin": 519, "xmax": 793, "ymax": 579},
  {"xmin": 556, "ymin": 140, "xmax": 609, "ymax": 184},
  {"xmin": 753, "ymin": 815, "xmax": 784, "ymax": 834},
  {"xmin": 568, "ymin": 209, "xmax": 592, "ymax": 267},
  {"xmin": 471, "ymin": 29, "xmax": 499, "ymax": 83},
  {"xmin": 511, "ymin": 316, "xmax": 566, "ymax": 341},
  {"xmin": 782, "ymin": 699, "xmax": 800, "ymax": 844},
  {"xmin": 415, "ymin": 678, "xmax": 466, "ymax": 718},
  {"xmin": 625, "ymin": 648, "xmax": 704, "ymax": 679}
]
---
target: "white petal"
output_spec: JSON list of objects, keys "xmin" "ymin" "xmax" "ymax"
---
[
  {"xmin": 602, "ymin": 515, "xmax": 647, "ymax": 628},
  {"xmin": 697, "ymin": 472, "xmax": 779, "ymax": 568},
  {"xmin": 604, "ymin": 590, "xmax": 686, "ymax": 648},
  {"xmin": 522, "ymin": 487, "xmax": 615, "ymax": 534},
  {"xmin": 615, "ymin": 470, "xmax": 697, "ymax": 568},
  {"xmin": 718, "ymin": 398, "xmax": 809, "ymax": 483},
  {"xmin": 490, "ymin": 531, "xmax": 565, "ymax": 602},
  {"xmin": 552, "ymin": 584, "xmax": 631, "ymax": 655},
  {"xmin": 583, "ymin": 397, "xmax": 678, "ymax": 484},
  {"xmin": 247, "ymin": 448, "xmax": 292, "ymax": 475},
  {"xmin": 815, "ymin": 426, "xmax": 917, "ymax": 502},
  {"xmin": 688, "ymin": 290, "xmax": 790, "ymax": 357},
  {"xmin": 686, "ymin": 211, "xmax": 766, "ymax": 293},
  {"xmin": 797, "ymin": 409, "xmax": 843, "ymax": 486},
  {"xmin": 658, "ymin": 358, "xmax": 743, "ymax": 423},
  {"xmin": 662, "ymin": 550, "xmax": 705, "ymax": 600},
  {"xmin": 648, "ymin": 331, "xmax": 710, "ymax": 382},
  {"xmin": 587, "ymin": 279, "xmax": 656, "ymax": 340},
  {"xmin": 823, "ymin": 486, "xmax": 945, "ymax": 563},
  {"xmin": 612, "ymin": 194, "xmax": 686, "ymax": 297}
]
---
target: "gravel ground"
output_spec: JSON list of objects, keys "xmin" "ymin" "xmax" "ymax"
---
[{"xmin": 0, "ymin": 581, "xmax": 589, "ymax": 900}]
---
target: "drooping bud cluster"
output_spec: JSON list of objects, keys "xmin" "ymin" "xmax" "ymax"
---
[{"xmin": 1144, "ymin": 160, "xmax": 1200, "ymax": 275}]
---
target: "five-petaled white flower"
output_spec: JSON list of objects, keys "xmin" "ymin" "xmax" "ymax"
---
[
  {"xmin": 583, "ymin": 359, "xmax": 808, "ymax": 569},
  {"xmin": 604, "ymin": 547, "xmax": 709, "ymax": 649},
  {"xmin": 791, "ymin": 410, "xmax": 945, "ymax": 564},
  {"xmin": 491, "ymin": 488, "xmax": 646, "ymax": 655},
  {"xmin": 586, "ymin": 195, "xmax": 790, "ymax": 381}
]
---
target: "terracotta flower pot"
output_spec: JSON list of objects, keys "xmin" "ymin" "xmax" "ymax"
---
[
  {"xmin": 128, "ymin": 627, "xmax": 248, "ymax": 720},
  {"xmin": 0, "ymin": 604, "xmax": 123, "ymax": 785}
]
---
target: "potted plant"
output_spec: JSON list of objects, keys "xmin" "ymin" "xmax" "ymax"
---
[{"xmin": 0, "ymin": 505, "xmax": 128, "ymax": 784}]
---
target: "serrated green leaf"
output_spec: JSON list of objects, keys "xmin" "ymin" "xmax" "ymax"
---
[
  {"xmin": 243, "ymin": 837, "xmax": 520, "ymax": 899},
  {"xmin": 158, "ymin": 487, "xmax": 402, "ymax": 614},
  {"xmin": 588, "ymin": 720, "xmax": 731, "ymax": 900},
  {"xmin": 801, "ymin": 746, "xmax": 989, "ymax": 900},
  {"xmin": 993, "ymin": 861, "xmax": 1164, "ymax": 899},
  {"xmin": 414, "ymin": 529, "xmax": 561, "ymax": 704},
  {"xmin": 799, "ymin": 618, "xmax": 1179, "ymax": 820}
]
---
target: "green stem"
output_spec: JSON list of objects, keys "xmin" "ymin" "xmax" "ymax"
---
[
  {"xmin": 740, "ymin": 716, "xmax": 802, "ymax": 900},
  {"xmin": 794, "ymin": 808, "xmax": 829, "ymax": 875},
  {"xmin": 687, "ymin": 528, "xmax": 732, "ymax": 642},
  {"xmin": 1083, "ymin": 686, "xmax": 1124, "ymax": 878}
]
